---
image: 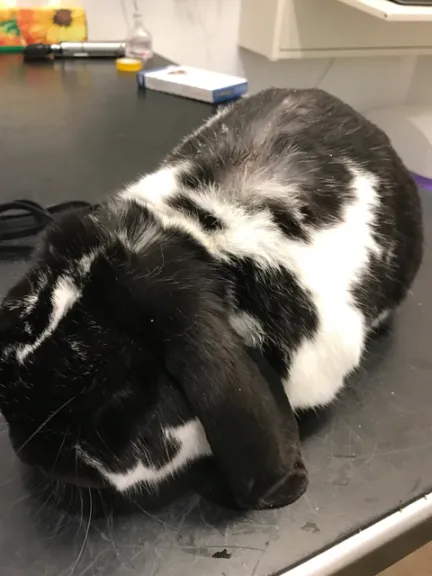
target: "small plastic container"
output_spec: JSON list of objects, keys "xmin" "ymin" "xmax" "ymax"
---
[{"xmin": 125, "ymin": 11, "xmax": 153, "ymax": 65}]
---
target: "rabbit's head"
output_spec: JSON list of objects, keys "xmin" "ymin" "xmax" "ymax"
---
[{"xmin": 0, "ymin": 200, "xmax": 307, "ymax": 509}]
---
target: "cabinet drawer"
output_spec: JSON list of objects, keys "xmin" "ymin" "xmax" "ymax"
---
[{"xmin": 238, "ymin": 0, "xmax": 432, "ymax": 59}]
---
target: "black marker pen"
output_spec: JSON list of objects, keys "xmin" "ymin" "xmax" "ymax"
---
[{"xmin": 24, "ymin": 41, "xmax": 126, "ymax": 61}]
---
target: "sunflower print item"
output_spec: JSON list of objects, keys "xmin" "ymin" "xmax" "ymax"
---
[
  {"xmin": 0, "ymin": 8, "xmax": 22, "ymax": 47},
  {"xmin": 0, "ymin": 7, "xmax": 87, "ymax": 47}
]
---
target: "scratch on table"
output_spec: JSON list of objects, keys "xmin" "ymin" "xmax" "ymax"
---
[
  {"xmin": 177, "ymin": 544, "xmax": 266, "ymax": 554},
  {"xmin": 250, "ymin": 540, "xmax": 270, "ymax": 576},
  {"xmin": 134, "ymin": 502, "xmax": 180, "ymax": 532},
  {"xmin": 349, "ymin": 442, "xmax": 379, "ymax": 473},
  {"xmin": 340, "ymin": 417, "xmax": 366, "ymax": 446},
  {"xmin": 177, "ymin": 495, "xmax": 200, "ymax": 528},
  {"xmin": 99, "ymin": 502, "xmax": 125, "ymax": 567},
  {"xmin": 354, "ymin": 443, "xmax": 432, "ymax": 475},
  {"xmin": 303, "ymin": 494, "xmax": 320, "ymax": 516},
  {"xmin": 75, "ymin": 548, "xmax": 106, "ymax": 576},
  {"xmin": 408, "ymin": 477, "xmax": 422, "ymax": 496}
]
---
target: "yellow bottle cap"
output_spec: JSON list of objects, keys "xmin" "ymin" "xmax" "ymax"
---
[{"xmin": 116, "ymin": 58, "xmax": 143, "ymax": 72}]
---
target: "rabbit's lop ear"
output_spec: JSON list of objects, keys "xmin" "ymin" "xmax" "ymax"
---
[{"xmin": 166, "ymin": 306, "xmax": 308, "ymax": 510}]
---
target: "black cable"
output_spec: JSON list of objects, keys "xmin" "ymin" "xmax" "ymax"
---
[{"xmin": 0, "ymin": 199, "xmax": 93, "ymax": 261}]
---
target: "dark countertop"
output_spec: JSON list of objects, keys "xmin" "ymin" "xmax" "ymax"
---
[{"xmin": 0, "ymin": 55, "xmax": 431, "ymax": 576}]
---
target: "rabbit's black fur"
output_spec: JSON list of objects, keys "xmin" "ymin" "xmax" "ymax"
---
[{"xmin": 0, "ymin": 89, "xmax": 423, "ymax": 509}]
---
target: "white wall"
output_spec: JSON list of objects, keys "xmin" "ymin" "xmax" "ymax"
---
[
  {"xmin": 82, "ymin": 0, "xmax": 431, "ymax": 112},
  {"xmin": 407, "ymin": 55, "xmax": 432, "ymax": 106}
]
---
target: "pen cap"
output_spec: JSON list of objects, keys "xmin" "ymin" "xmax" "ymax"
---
[{"xmin": 23, "ymin": 43, "xmax": 53, "ymax": 61}]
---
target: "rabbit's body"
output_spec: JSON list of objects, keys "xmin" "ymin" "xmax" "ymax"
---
[
  {"xmin": 0, "ymin": 89, "xmax": 423, "ymax": 508},
  {"xmin": 120, "ymin": 88, "xmax": 423, "ymax": 409}
]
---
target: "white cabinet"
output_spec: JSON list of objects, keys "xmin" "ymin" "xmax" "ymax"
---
[
  {"xmin": 238, "ymin": 0, "xmax": 432, "ymax": 59},
  {"xmin": 336, "ymin": 0, "xmax": 432, "ymax": 21}
]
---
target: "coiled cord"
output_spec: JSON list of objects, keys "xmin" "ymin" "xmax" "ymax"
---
[{"xmin": 0, "ymin": 200, "xmax": 92, "ymax": 261}]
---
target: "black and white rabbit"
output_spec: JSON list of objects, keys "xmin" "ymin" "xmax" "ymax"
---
[{"xmin": 0, "ymin": 88, "xmax": 423, "ymax": 510}]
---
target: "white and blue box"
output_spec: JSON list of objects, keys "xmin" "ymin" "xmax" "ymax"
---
[{"xmin": 137, "ymin": 65, "xmax": 248, "ymax": 104}]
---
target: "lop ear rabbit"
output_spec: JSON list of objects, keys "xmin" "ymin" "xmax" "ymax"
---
[{"xmin": 0, "ymin": 88, "xmax": 423, "ymax": 510}]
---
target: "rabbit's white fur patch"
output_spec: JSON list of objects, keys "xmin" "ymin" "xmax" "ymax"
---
[
  {"xmin": 16, "ymin": 276, "xmax": 80, "ymax": 364},
  {"xmin": 81, "ymin": 420, "xmax": 210, "ymax": 492},
  {"xmin": 119, "ymin": 163, "xmax": 381, "ymax": 410},
  {"xmin": 122, "ymin": 165, "xmax": 185, "ymax": 208},
  {"xmin": 283, "ymin": 168, "xmax": 381, "ymax": 408}
]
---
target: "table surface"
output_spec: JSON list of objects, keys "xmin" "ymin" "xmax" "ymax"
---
[{"xmin": 0, "ymin": 55, "xmax": 431, "ymax": 576}]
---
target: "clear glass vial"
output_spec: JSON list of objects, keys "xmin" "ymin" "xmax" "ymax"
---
[{"xmin": 125, "ymin": 7, "xmax": 153, "ymax": 64}]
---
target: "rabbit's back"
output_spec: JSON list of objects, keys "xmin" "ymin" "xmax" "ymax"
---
[{"xmin": 123, "ymin": 88, "xmax": 423, "ymax": 409}]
